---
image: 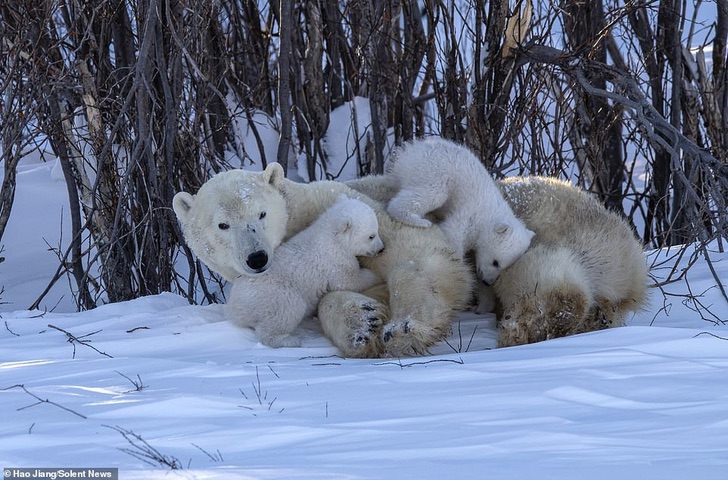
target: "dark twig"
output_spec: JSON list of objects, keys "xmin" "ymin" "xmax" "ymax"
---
[
  {"xmin": 238, "ymin": 388, "xmax": 248, "ymax": 400},
  {"xmin": 104, "ymin": 424, "xmax": 182, "ymax": 470},
  {"xmin": 126, "ymin": 326, "xmax": 150, "ymax": 333},
  {"xmin": 465, "ymin": 324, "xmax": 478, "ymax": 352},
  {"xmin": 700, "ymin": 245, "xmax": 728, "ymax": 305},
  {"xmin": 115, "ymin": 371, "xmax": 146, "ymax": 392},
  {"xmin": 694, "ymin": 332, "xmax": 728, "ymax": 341},
  {"xmin": 4, "ymin": 320, "xmax": 20, "ymax": 336},
  {"xmin": 1, "ymin": 384, "xmax": 87, "ymax": 419},
  {"xmin": 47, "ymin": 324, "xmax": 113, "ymax": 358},
  {"xmin": 252, "ymin": 366, "xmax": 263, "ymax": 405},
  {"xmin": 373, "ymin": 357, "xmax": 465, "ymax": 368},
  {"xmin": 298, "ymin": 354, "xmax": 343, "ymax": 360},
  {"xmin": 191, "ymin": 443, "xmax": 223, "ymax": 462},
  {"xmin": 267, "ymin": 363, "xmax": 280, "ymax": 379}
]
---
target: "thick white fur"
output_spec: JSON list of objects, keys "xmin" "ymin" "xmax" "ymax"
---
[
  {"xmin": 494, "ymin": 176, "xmax": 649, "ymax": 346},
  {"xmin": 386, "ymin": 138, "xmax": 534, "ymax": 284},
  {"xmin": 347, "ymin": 174, "xmax": 649, "ymax": 347},
  {"xmin": 174, "ymin": 164, "xmax": 475, "ymax": 357},
  {"xmin": 224, "ymin": 196, "xmax": 383, "ymax": 347}
]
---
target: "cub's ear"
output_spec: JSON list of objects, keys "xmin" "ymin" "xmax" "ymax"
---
[
  {"xmin": 173, "ymin": 192, "xmax": 195, "ymax": 222},
  {"xmin": 262, "ymin": 163, "xmax": 285, "ymax": 186},
  {"xmin": 336, "ymin": 217, "xmax": 353, "ymax": 235},
  {"xmin": 495, "ymin": 223, "xmax": 511, "ymax": 235}
]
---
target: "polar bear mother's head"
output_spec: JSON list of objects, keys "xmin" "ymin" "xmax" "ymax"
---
[{"xmin": 173, "ymin": 164, "xmax": 287, "ymax": 281}]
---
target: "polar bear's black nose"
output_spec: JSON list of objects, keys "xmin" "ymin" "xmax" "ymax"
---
[{"xmin": 246, "ymin": 250, "xmax": 268, "ymax": 271}]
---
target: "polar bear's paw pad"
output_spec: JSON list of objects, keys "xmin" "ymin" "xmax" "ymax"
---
[
  {"xmin": 350, "ymin": 315, "xmax": 384, "ymax": 346},
  {"xmin": 338, "ymin": 301, "xmax": 387, "ymax": 358},
  {"xmin": 382, "ymin": 319, "xmax": 435, "ymax": 357},
  {"xmin": 382, "ymin": 319, "xmax": 409, "ymax": 343}
]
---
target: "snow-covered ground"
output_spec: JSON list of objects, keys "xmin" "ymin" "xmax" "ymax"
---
[{"xmin": 2, "ymin": 155, "xmax": 728, "ymax": 479}]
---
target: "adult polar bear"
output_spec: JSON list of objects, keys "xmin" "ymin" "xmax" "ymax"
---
[{"xmin": 173, "ymin": 163, "xmax": 474, "ymax": 358}]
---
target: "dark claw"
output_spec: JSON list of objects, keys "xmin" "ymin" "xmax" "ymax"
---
[
  {"xmin": 367, "ymin": 316, "xmax": 380, "ymax": 324},
  {"xmin": 383, "ymin": 330, "xmax": 392, "ymax": 342},
  {"xmin": 402, "ymin": 321, "xmax": 410, "ymax": 334},
  {"xmin": 355, "ymin": 335, "xmax": 369, "ymax": 345},
  {"xmin": 361, "ymin": 304, "xmax": 375, "ymax": 312}
]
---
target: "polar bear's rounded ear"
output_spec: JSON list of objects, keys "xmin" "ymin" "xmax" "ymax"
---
[
  {"xmin": 173, "ymin": 192, "xmax": 195, "ymax": 222},
  {"xmin": 262, "ymin": 163, "xmax": 285, "ymax": 186},
  {"xmin": 337, "ymin": 218, "xmax": 353, "ymax": 235},
  {"xmin": 495, "ymin": 223, "xmax": 511, "ymax": 235}
]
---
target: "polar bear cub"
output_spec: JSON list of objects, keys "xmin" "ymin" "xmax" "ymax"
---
[
  {"xmin": 386, "ymin": 137, "xmax": 534, "ymax": 284},
  {"xmin": 224, "ymin": 195, "xmax": 384, "ymax": 348}
]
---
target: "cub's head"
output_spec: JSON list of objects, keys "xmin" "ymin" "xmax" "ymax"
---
[
  {"xmin": 477, "ymin": 220, "xmax": 534, "ymax": 285},
  {"xmin": 173, "ymin": 163, "xmax": 288, "ymax": 281},
  {"xmin": 326, "ymin": 195, "xmax": 384, "ymax": 257}
]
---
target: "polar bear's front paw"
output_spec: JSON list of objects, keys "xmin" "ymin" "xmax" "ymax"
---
[
  {"xmin": 341, "ymin": 297, "xmax": 388, "ymax": 358},
  {"xmin": 349, "ymin": 314, "xmax": 384, "ymax": 349},
  {"xmin": 382, "ymin": 319, "xmax": 410, "ymax": 343},
  {"xmin": 318, "ymin": 291, "xmax": 389, "ymax": 358},
  {"xmin": 381, "ymin": 318, "xmax": 435, "ymax": 357}
]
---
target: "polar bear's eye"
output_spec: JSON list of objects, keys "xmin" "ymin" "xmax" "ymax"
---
[
  {"xmin": 218, "ymin": 223, "xmax": 230, "ymax": 230},
  {"xmin": 369, "ymin": 234, "xmax": 376, "ymax": 240},
  {"xmin": 492, "ymin": 260, "xmax": 500, "ymax": 268},
  {"xmin": 259, "ymin": 211, "xmax": 267, "ymax": 220}
]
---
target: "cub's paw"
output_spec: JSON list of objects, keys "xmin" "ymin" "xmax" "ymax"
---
[
  {"xmin": 261, "ymin": 333, "xmax": 302, "ymax": 348},
  {"xmin": 398, "ymin": 213, "xmax": 433, "ymax": 228},
  {"xmin": 387, "ymin": 205, "xmax": 432, "ymax": 228},
  {"xmin": 474, "ymin": 284, "xmax": 496, "ymax": 314},
  {"xmin": 400, "ymin": 214, "xmax": 433, "ymax": 228}
]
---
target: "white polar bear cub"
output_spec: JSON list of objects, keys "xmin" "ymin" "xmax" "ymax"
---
[
  {"xmin": 224, "ymin": 195, "xmax": 384, "ymax": 348},
  {"xmin": 386, "ymin": 137, "xmax": 534, "ymax": 284}
]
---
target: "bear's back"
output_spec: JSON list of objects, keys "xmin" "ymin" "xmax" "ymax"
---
[{"xmin": 500, "ymin": 176, "xmax": 647, "ymax": 304}]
